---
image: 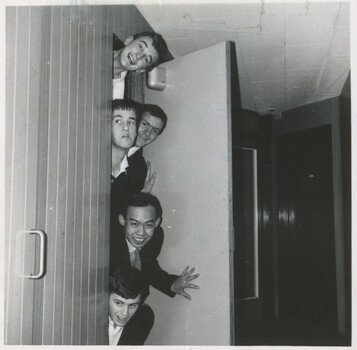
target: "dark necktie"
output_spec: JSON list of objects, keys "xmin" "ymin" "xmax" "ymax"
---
[{"xmin": 130, "ymin": 249, "xmax": 141, "ymax": 270}]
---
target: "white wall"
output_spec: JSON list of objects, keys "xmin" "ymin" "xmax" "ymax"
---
[{"xmin": 143, "ymin": 42, "xmax": 233, "ymax": 345}]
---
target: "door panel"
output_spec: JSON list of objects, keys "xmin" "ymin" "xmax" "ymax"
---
[
  {"xmin": 144, "ymin": 42, "xmax": 233, "ymax": 345},
  {"xmin": 5, "ymin": 6, "xmax": 112, "ymax": 345},
  {"xmin": 5, "ymin": 6, "xmax": 42, "ymax": 344},
  {"xmin": 277, "ymin": 126, "xmax": 337, "ymax": 339}
]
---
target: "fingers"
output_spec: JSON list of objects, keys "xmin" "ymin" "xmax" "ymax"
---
[
  {"xmin": 181, "ymin": 265, "xmax": 190, "ymax": 276},
  {"xmin": 187, "ymin": 283, "xmax": 200, "ymax": 290},
  {"xmin": 180, "ymin": 291, "xmax": 192, "ymax": 300},
  {"xmin": 145, "ymin": 161, "xmax": 152, "ymax": 180},
  {"xmin": 187, "ymin": 273, "xmax": 200, "ymax": 281}
]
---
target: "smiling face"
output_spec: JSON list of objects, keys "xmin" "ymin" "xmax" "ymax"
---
[
  {"xmin": 119, "ymin": 205, "xmax": 160, "ymax": 249},
  {"xmin": 109, "ymin": 293, "xmax": 140, "ymax": 328},
  {"xmin": 136, "ymin": 112, "xmax": 165, "ymax": 147},
  {"xmin": 119, "ymin": 36, "xmax": 159, "ymax": 72},
  {"xmin": 112, "ymin": 108, "xmax": 137, "ymax": 150}
]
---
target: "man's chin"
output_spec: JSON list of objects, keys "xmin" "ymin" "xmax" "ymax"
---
[{"xmin": 135, "ymin": 139, "xmax": 146, "ymax": 148}]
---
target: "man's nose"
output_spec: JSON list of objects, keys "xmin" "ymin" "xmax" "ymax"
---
[
  {"xmin": 136, "ymin": 52, "xmax": 145, "ymax": 60},
  {"xmin": 137, "ymin": 225, "xmax": 145, "ymax": 236},
  {"xmin": 122, "ymin": 122, "xmax": 129, "ymax": 130},
  {"xmin": 121, "ymin": 305, "xmax": 129, "ymax": 316},
  {"xmin": 143, "ymin": 125, "xmax": 152, "ymax": 136}
]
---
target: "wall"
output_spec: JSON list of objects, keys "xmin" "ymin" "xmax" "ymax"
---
[
  {"xmin": 272, "ymin": 92, "xmax": 350, "ymax": 334},
  {"xmin": 143, "ymin": 42, "xmax": 233, "ymax": 345}
]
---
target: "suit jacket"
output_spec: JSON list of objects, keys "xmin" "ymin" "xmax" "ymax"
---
[
  {"xmin": 111, "ymin": 171, "xmax": 129, "ymax": 223},
  {"xmin": 110, "ymin": 225, "xmax": 178, "ymax": 301},
  {"xmin": 127, "ymin": 148, "xmax": 147, "ymax": 194},
  {"xmin": 118, "ymin": 303, "xmax": 154, "ymax": 345}
]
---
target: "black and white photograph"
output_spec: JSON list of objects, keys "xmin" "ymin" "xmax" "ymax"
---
[{"xmin": 2, "ymin": 0, "xmax": 354, "ymax": 347}]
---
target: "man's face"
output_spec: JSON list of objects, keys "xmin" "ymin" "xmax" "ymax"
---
[
  {"xmin": 136, "ymin": 112, "xmax": 165, "ymax": 147},
  {"xmin": 119, "ymin": 36, "xmax": 159, "ymax": 72},
  {"xmin": 119, "ymin": 205, "xmax": 160, "ymax": 249},
  {"xmin": 109, "ymin": 293, "xmax": 140, "ymax": 327},
  {"xmin": 112, "ymin": 108, "xmax": 137, "ymax": 149}
]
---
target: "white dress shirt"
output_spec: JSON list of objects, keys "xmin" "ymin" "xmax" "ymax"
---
[
  {"xmin": 108, "ymin": 316, "xmax": 124, "ymax": 345},
  {"xmin": 112, "ymin": 71, "xmax": 127, "ymax": 100},
  {"xmin": 111, "ymin": 154, "xmax": 129, "ymax": 180}
]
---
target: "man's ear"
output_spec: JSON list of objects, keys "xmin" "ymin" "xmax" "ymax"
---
[
  {"xmin": 118, "ymin": 214, "xmax": 126, "ymax": 226},
  {"xmin": 124, "ymin": 36, "xmax": 134, "ymax": 46},
  {"xmin": 154, "ymin": 217, "xmax": 161, "ymax": 228}
]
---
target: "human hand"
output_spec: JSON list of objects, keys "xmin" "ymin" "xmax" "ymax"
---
[
  {"xmin": 170, "ymin": 266, "xmax": 200, "ymax": 300},
  {"xmin": 142, "ymin": 161, "xmax": 157, "ymax": 193}
]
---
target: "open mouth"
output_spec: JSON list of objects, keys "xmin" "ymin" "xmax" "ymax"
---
[
  {"xmin": 117, "ymin": 316, "xmax": 128, "ymax": 324},
  {"xmin": 128, "ymin": 53, "xmax": 135, "ymax": 65},
  {"xmin": 133, "ymin": 237, "xmax": 145, "ymax": 243}
]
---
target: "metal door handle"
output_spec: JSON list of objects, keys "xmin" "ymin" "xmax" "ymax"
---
[{"xmin": 23, "ymin": 229, "xmax": 47, "ymax": 279}]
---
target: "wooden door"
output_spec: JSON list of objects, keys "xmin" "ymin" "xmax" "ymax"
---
[
  {"xmin": 5, "ymin": 6, "xmax": 112, "ymax": 345},
  {"xmin": 276, "ymin": 126, "xmax": 337, "ymax": 342}
]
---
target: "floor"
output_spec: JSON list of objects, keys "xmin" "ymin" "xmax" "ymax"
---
[{"xmin": 235, "ymin": 313, "xmax": 350, "ymax": 346}]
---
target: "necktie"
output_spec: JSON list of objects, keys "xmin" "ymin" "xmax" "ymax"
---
[{"xmin": 130, "ymin": 249, "xmax": 141, "ymax": 270}]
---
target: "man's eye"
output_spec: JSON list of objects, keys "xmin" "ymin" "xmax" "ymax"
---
[
  {"xmin": 153, "ymin": 129, "xmax": 159, "ymax": 135},
  {"xmin": 130, "ymin": 222, "xmax": 138, "ymax": 227},
  {"xmin": 146, "ymin": 223, "xmax": 153, "ymax": 229},
  {"xmin": 141, "ymin": 121, "xmax": 147, "ymax": 127},
  {"xmin": 130, "ymin": 303, "xmax": 138, "ymax": 309},
  {"xmin": 115, "ymin": 301, "xmax": 123, "ymax": 306},
  {"xmin": 129, "ymin": 120, "xmax": 136, "ymax": 125}
]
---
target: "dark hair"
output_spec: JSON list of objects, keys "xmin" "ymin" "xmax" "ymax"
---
[
  {"xmin": 112, "ymin": 99, "xmax": 141, "ymax": 128},
  {"xmin": 121, "ymin": 192, "xmax": 163, "ymax": 219},
  {"xmin": 132, "ymin": 31, "xmax": 169, "ymax": 71},
  {"xmin": 141, "ymin": 104, "xmax": 168, "ymax": 134},
  {"xmin": 109, "ymin": 267, "xmax": 145, "ymax": 300}
]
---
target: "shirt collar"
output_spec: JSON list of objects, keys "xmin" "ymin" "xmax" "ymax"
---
[
  {"xmin": 128, "ymin": 146, "xmax": 141, "ymax": 157},
  {"xmin": 108, "ymin": 316, "xmax": 123, "ymax": 336},
  {"xmin": 113, "ymin": 69, "xmax": 127, "ymax": 81},
  {"xmin": 112, "ymin": 154, "xmax": 129, "ymax": 179},
  {"xmin": 126, "ymin": 238, "xmax": 138, "ymax": 253}
]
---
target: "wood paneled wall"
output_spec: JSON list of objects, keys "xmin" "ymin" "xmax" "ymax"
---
[
  {"xmin": 5, "ymin": 6, "xmax": 42, "ymax": 344},
  {"xmin": 6, "ymin": 5, "xmax": 155, "ymax": 345}
]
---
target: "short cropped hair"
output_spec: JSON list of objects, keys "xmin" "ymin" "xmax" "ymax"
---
[
  {"xmin": 120, "ymin": 192, "xmax": 163, "ymax": 220},
  {"xmin": 109, "ymin": 267, "xmax": 145, "ymax": 300},
  {"xmin": 141, "ymin": 104, "xmax": 168, "ymax": 134},
  {"xmin": 112, "ymin": 99, "xmax": 141, "ymax": 127},
  {"xmin": 133, "ymin": 31, "xmax": 169, "ymax": 71}
]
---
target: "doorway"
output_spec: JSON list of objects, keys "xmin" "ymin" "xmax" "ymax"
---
[{"xmin": 276, "ymin": 125, "xmax": 340, "ymax": 344}]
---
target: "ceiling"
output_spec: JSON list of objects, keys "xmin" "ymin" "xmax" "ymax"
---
[{"xmin": 137, "ymin": 1, "xmax": 350, "ymax": 115}]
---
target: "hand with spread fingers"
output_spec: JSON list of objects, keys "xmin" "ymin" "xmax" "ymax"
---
[
  {"xmin": 170, "ymin": 266, "xmax": 200, "ymax": 300},
  {"xmin": 142, "ymin": 160, "xmax": 157, "ymax": 193}
]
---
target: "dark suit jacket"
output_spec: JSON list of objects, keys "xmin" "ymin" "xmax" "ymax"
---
[
  {"xmin": 118, "ymin": 303, "xmax": 154, "ymax": 345},
  {"xmin": 127, "ymin": 148, "xmax": 147, "ymax": 193},
  {"xmin": 110, "ymin": 225, "xmax": 178, "ymax": 301},
  {"xmin": 111, "ymin": 171, "xmax": 129, "ymax": 224}
]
